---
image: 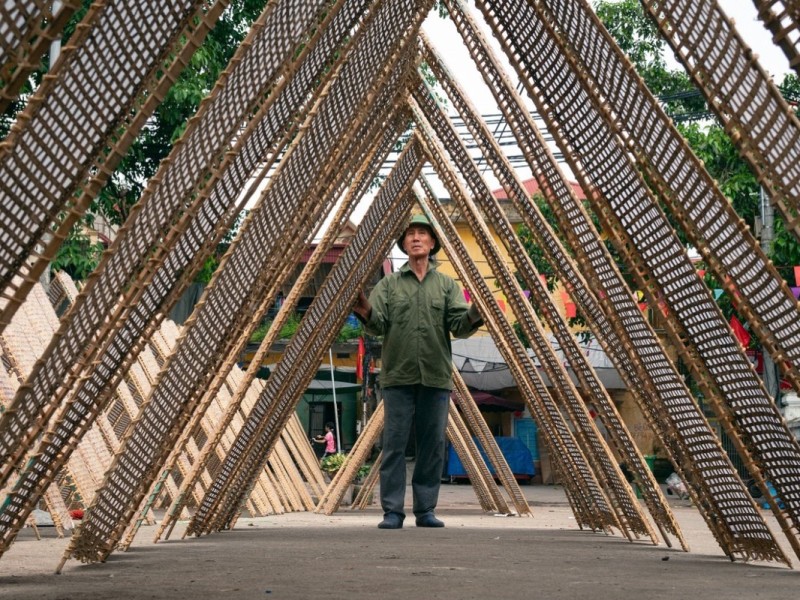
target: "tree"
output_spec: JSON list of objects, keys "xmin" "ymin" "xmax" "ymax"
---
[
  {"xmin": 3, "ymin": 1, "xmax": 266, "ymax": 279},
  {"xmin": 594, "ymin": 0, "xmax": 705, "ymax": 119}
]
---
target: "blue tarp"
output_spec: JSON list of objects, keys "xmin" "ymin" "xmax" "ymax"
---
[{"xmin": 445, "ymin": 436, "xmax": 535, "ymax": 478}]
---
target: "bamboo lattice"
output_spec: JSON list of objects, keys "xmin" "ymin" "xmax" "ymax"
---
[
  {"xmin": 0, "ymin": 287, "xmax": 74, "ymax": 538},
  {"xmin": 169, "ymin": 50, "xmax": 416, "ymax": 535},
  {"xmin": 0, "ymin": 0, "xmax": 331, "ymax": 487},
  {"xmin": 531, "ymin": 0, "xmax": 800, "ymax": 559},
  {"xmin": 475, "ymin": 0, "xmax": 790, "ymax": 564},
  {"xmin": 0, "ymin": 0, "xmax": 337, "ymax": 556},
  {"xmin": 26, "ymin": 0, "xmax": 367, "ymax": 535},
  {"xmin": 177, "ymin": 2, "xmax": 433, "ymax": 536},
  {"xmin": 0, "ymin": 0, "xmax": 225, "ymax": 329},
  {"xmin": 146, "ymin": 97, "xmax": 402, "ymax": 532},
  {"xmin": 640, "ymin": 0, "xmax": 800, "ymax": 241},
  {"xmin": 58, "ymin": 0, "xmax": 431, "ymax": 566},
  {"xmin": 418, "ymin": 20, "xmax": 685, "ymax": 548},
  {"xmin": 444, "ymin": 400, "xmax": 506, "ymax": 514},
  {"xmin": 0, "ymin": 0, "xmax": 798, "ymax": 572},
  {"xmin": 450, "ymin": 371, "xmax": 531, "ymax": 517},
  {"xmin": 185, "ymin": 142, "xmax": 426, "ymax": 536},
  {"xmin": 316, "ymin": 404, "xmax": 384, "ymax": 516},
  {"xmin": 0, "ymin": 0, "xmax": 82, "ymax": 112},
  {"xmin": 543, "ymin": 0, "xmax": 800, "ymax": 411},
  {"xmin": 752, "ymin": 0, "xmax": 800, "ymax": 73},
  {"xmin": 411, "ymin": 74, "xmax": 654, "ymax": 544},
  {"xmin": 154, "ymin": 109, "xmax": 409, "ymax": 542},
  {"xmin": 543, "ymin": 0, "xmax": 800, "ymax": 557}
]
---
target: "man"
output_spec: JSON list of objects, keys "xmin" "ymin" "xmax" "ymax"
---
[{"xmin": 353, "ymin": 214, "xmax": 482, "ymax": 529}]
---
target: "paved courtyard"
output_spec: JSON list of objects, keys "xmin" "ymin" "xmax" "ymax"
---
[{"xmin": 2, "ymin": 482, "xmax": 799, "ymax": 599}]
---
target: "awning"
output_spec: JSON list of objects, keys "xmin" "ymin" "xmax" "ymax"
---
[
  {"xmin": 469, "ymin": 389, "xmax": 524, "ymax": 411},
  {"xmin": 452, "ymin": 336, "xmax": 518, "ymax": 391},
  {"xmin": 452, "ymin": 334, "xmax": 625, "ymax": 391},
  {"xmin": 304, "ymin": 379, "xmax": 362, "ymax": 395}
]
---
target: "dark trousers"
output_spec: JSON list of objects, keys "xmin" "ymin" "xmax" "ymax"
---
[{"xmin": 380, "ymin": 385, "xmax": 450, "ymax": 518}]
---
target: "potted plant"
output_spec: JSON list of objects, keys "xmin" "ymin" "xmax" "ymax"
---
[
  {"xmin": 320, "ymin": 452, "xmax": 347, "ymax": 477},
  {"xmin": 356, "ymin": 463, "xmax": 371, "ymax": 483}
]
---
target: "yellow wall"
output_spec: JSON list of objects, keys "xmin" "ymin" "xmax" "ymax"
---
[
  {"xmin": 435, "ymin": 218, "xmax": 588, "ymax": 336},
  {"xmin": 435, "ymin": 220, "xmax": 518, "ymax": 329}
]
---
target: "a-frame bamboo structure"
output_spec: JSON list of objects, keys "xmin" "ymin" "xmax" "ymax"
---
[{"xmin": 2, "ymin": 0, "xmax": 800, "ymax": 572}]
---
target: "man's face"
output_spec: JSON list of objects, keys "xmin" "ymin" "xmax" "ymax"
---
[{"xmin": 402, "ymin": 225, "xmax": 436, "ymax": 259}]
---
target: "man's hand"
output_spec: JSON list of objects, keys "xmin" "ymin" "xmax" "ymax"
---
[
  {"xmin": 467, "ymin": 303, "xmax": 483, "ymax": 326},
  {"xmin": 353, "ymin": 291, "xmax": 371, "ymax": 321}
]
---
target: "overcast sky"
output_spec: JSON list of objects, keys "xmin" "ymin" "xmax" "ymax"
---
[{"xmin": 421, "ymin": 1, "xmax": 791, "ymax": 115}]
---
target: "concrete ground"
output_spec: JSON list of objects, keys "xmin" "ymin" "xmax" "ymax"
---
[{"xmin": 2, "ymin": 482, "xmax": 799, "ymax": 600}]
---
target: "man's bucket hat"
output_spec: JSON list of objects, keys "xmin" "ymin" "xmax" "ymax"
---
[{"xmin": 397, "ymin": 213, "xmax": 441, "ymax": 255}]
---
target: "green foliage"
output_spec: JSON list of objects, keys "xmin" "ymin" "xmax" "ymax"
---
[
  {"xmin": 194, "ymin": 255, "xmax": 220, "ymax": 285},
  {"xmin": 770, "ymin": 214, "xmax": 800, "ymax": 285},
  {"xmin": 433, "ymin": 0, "xmax": 449, "ymax": 19},
  {"xmin": 278, "ymin": 312, "xmax": 303, "ymax": 339},
  {"xmin": 250, "ymin": 311, "xmax": 361, "ymax": 344},
  {"xmin": 595, "ymin": 0, "xmax": 662, "ymax": 69},
  {"xmin": 249, "ymin": 321, "xmax": 270, "ymax": 344},
  {"xmin": 319, "ymin": 453, "xmax": 371, "ymax": 479},
  {"xmin": 336, "ymin": 320, "xmax": 364, "ymax": 342},
  {"xmin": 511, "ymin": 321, "xmax": 530, "ymax": 349},
  {"xmin": 248, "ymin": 312, "xmax": 302, "ymax": 344},
  {"xmin": 357, "ymin": 463, "xmax": 371, "ymax": 480},
  {"xmin": 677, "ymin": 122, "xmax": 760, "ymax": 227},
  {"xmin": 779, "ymin": 73, "xmax": 800, "ymax": 104},
  {"xmin": 51, "ymin": 225, "xmax": 104, "ymax": 281},
  {"xmin": 320, "ymin": 452, "xmax": 346, "ymax": 473},
  {"xmin": 594, "ymin": 0, "xmax": 704, "ymax": 118}
]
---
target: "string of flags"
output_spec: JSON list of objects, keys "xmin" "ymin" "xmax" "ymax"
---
[{"xmin": 461, "ymin": 265, "xmax": 800, "ymax": 341}]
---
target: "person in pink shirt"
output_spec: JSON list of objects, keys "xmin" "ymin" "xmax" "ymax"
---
[{"xmin": 313, "ymin": 422, "xmax": 337, "ymax": 458}]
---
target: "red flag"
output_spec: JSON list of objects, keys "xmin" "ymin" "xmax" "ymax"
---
[
  {"xmin": 729, "ymin": 315, "xmax": 751, "ymax": 348},
  {"xmin": 356, "ymin": 336, "xmax": 365, "ymax": 380},
  {"xmin": 561, "ymin": 290, "xmax": 577, "ymax": 318},
  {"xmin": 565, "ymin": 302, "xmax": 577, "ymax": 318}
]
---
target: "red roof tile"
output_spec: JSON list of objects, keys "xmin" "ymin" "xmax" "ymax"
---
[{"xmin": 492, "ymin": 178, "xmax": 585, "ymax": 200}]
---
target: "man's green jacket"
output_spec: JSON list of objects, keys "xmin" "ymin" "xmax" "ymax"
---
[{"xmin": 363, "ymin": 261, "xmax": 481, "ymax": 390}]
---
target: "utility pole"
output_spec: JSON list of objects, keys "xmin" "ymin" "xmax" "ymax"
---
[
  {"xmin": 759, "ymin": 186, "xmax": 782, "ymax": 408},
  {"xmin": 39, "ymin": 1, "xmax": 64, "ymax": 292},
  {"xmin": 50, "ymin": 1, "xmax": 63, "ymax": 68}
]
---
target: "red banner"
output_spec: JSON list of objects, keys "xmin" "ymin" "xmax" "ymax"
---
[
  {"xmin": 730, "ymin": 315, "xmax": 751, "ymax": 348},
  {"xmin": 356, "ymin": 336, "xmax": 365, "ymax": 381}
]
